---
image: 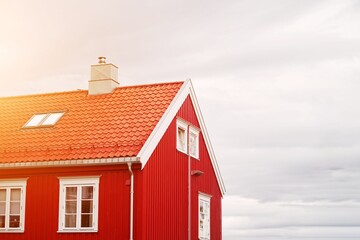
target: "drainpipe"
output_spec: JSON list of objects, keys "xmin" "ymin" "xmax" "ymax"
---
[
  {"xmin": 127, "ymin": 162, "xmax": 134, "ymax": 240},
  {"xmin": 187, "ymin": 125, "xmax": 191, "ymax": 240}
]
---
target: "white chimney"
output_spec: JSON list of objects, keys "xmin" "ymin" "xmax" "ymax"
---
[{"xmin": 88, "ymin": 57, "xmax": 119, "ymax": 95}]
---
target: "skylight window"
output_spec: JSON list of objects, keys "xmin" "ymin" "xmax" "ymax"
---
[
  {"xmin": 23, "ymin": 112, "xmax": 64, "ymax": 128},
  {"xmin": 41, "ymin": 113, "xmax": 64, "ymax": 125},
  {"xmin": 25, "ymin": 114, "xmax": 48, "ymax": 127}
]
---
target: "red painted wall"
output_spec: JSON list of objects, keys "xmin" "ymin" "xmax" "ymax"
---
[
  {"xmin": 0, "ymin": 165, "xmax": 135, "ymax": 240},
  {"xmin": 136, "ymin": 96, "xmax": 222, "ymax": 239}
]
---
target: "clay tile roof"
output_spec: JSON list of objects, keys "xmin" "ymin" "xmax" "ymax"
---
[{"xmin": 0, "ymin": 82, "xmax": 184, "ymax": 163}]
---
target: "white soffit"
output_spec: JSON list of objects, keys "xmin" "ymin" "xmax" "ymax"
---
[{"xmin": 137, "ymin": 79, "xmax": 226, "ymax": 196}]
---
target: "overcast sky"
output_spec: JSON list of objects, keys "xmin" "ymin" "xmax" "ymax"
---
[{"xmin": 1, "ymin": 0, "xmax": 360, "ymax": 239}]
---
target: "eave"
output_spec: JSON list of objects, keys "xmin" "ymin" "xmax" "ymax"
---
[{"xmin": 0, "ymin": 157, "xmax": 140, "ymax": 169}]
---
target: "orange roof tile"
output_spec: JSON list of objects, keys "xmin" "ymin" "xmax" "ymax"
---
[{"xmin": 0, "ymin": 82, "xmax": 183, "ymax": 163}]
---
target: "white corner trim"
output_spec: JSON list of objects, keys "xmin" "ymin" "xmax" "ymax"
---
[
  {"xmin": 0, "ymin": 157, "xmax": 140, "ymax": 169},
  {"xmin": 137, "ymin": 79, "xmax": 226, "ymax": 196}
]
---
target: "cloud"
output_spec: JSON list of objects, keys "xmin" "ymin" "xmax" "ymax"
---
[
  {"xmin": 1, "ymin": 0, "xmax": 360, "ymax": 239},
  {"xmin": 223, "ymin": 196, "xmax": 360, "ymax": 239}
]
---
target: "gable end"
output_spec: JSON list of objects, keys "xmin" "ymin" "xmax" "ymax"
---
[{"xmin": 137, "ymin": 79, "xmax": 226, "ymax": 196}]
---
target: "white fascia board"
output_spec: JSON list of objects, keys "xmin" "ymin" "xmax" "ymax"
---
[
  {"xmin": 0, "ymin": 157, "xmax": 140, "ymax": 169},
  {"xmin": 137, "ymin": 79, "xmax": 226, "ymax": 196},
  {"xmin": 188, "ymin": 81, "xmax": 226, "ymax": 196},
  {"xmin": 136, "ymin": 79, "xmax": 192, "ymax": 167}
]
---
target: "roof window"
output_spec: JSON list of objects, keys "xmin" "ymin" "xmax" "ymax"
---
[{"xmin": 23, "ymin": 112, "xmax": 64, "ymax": 128}]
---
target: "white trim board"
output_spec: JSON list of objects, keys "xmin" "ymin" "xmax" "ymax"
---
[
  {"xmin": 137, "ymin": 79, "xmax": 226, "ymax": 196},
  {"xmin": 0, "ymin": 157, "xmax": 140, "ymax": 169}
]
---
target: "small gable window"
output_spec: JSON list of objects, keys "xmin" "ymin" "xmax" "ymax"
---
[
  {"xmin": 176, "ymin": 120, "xmax": 188, "ymax": 153},
  {"xmin": 189, "ymin": 128, "xmax": 200, "ymax": 159},
  {"xmin": 176, "ymin": 119, "xmax": 200, "ymax": 159},
  {"xmin": 23, "ymin": 112, "xmax": 64, "ymax": 128}
]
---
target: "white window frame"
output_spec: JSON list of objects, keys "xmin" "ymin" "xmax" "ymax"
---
[
  {"xmin": 176, "ymin": 119, "xmax": 188, "ymax": 153},
  {"xmin": 189, "ymin": 127, "xmax": 200, "ymax": 159},
  {"xmin": 199, "ymin": 193, "xmax": 211, "ymax": 240},
  {"xmin": 23, "ymin": 112, "xmax": 64, "ymax": 128},
  {"xmin": 58, "ymin": 177, "xmax": 100, "ymax": 233},
  {"xmin": 0, "ymin": 179, "xmax": 27, "ymax": 233}
]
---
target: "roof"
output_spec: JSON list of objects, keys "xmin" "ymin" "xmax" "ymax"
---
[
  {"xmin": 0, "ymin": 79, "xmax": 225, "ymax": 195},
  {"xmin": 0, "ymin": 82, "xmax": 183, "ymax": 164}
]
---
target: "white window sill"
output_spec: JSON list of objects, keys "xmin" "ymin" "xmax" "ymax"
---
[
  {"xmin": 0, "ymin": 230, "xmax": 24, "ymax": 233},
  {"xmin": 57, "ymin": 229, "xmax": 98, "ymax": 233},
  {"xmin": 177, "ymin": 148, "xmax": 187, "ymax": 154},
  {"xmin": 190, "ymin": 153, "xmax": 200, "ymax": 160}
]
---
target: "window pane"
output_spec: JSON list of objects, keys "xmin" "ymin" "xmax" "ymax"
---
[
  {"xmin": 42, "ymin": 112, "xmax": 64, "ymax": 125},
  {"xmin": 0, "ymin": 216, "xmax": 5, "ymax": 228},
  {"xmin": 81, "ymin": 214, "xmax": 93, "ymax": 228},
  {"xmin": 82, "ymin": 186, "xmax": 93, "ymax": 199},
  {"xmin": 190, "ymin": 133, "xmax": 197, "ymax": 155},
  {"xmin": 0, "ymin": 189, "xmax": 5, "ymax": 201},
  {"xmin": 199, "ymin": 198, "xmax": 210, "ymax": 238},
  {"xmin": 10, "ymin": 202, "xmax": 20, "ymax": 215},
  {"xmin": 81, "ymin": 200, "xmax": 93, "ymax": 214},
  {"xmin": 65, "ymin": 215, "xmax": 76, "ymax": 228},
  {"xmin": 66, "ymin": 187, "xmax": 77, "ymax": 200},
  {"xmin": 25, "ymin": 114, "xmax": 47, "ymax": 127},
  {"xmin": 11, "ymin": 188, "xmax": 21, "ymax": 201},
  {"xmin": 9, "ymin": 215, "xmax": 20, "ymax": 228},
  {"xmin": 177, "ymin": 128, "xmax": 186, "ymax": 150},
  {"xmin": 65, "ymin": 201, "xmax": 77, "ymax": 214},
  {"xmin": 0, "ymin": 202, "xmax": 5, "ymax": 215},
  {"xmin": 205, "ymin": 202, "xmax": 209, "ymax": 213}
]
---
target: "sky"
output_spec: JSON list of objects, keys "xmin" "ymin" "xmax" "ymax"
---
[{"xmin": 1, "ymin": 0, "xmax": 360, "ymax": 239}]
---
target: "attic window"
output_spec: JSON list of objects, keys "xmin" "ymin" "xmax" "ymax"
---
[
  {"xmin": 177, "ymin": 120, "xmax": 188, "ymax": 153},
  {"xmin": 23, "ymin": 112, "xmax": 64, "ymax": 128},
  {"xmin": 189, "ymin": 128, "xmax": 200, "ymax": 159}
]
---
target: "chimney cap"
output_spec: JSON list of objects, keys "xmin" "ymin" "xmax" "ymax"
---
[{"xmin": 98, "ymin": 56, "xmax": 106, "ymax": 64}]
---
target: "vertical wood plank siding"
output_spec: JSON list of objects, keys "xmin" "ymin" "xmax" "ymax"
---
[
  {"xmin": 137, "ymin": 96, "xmax": 222, "ymax": 239},
  {"xmin": 0, "ymin": 165, "xmax": 133, "ymax": 240}
]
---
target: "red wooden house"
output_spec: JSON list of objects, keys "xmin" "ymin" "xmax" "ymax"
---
[{"xmin": 0, "ymin": 57, "xmax": 225, "ymax": 240}]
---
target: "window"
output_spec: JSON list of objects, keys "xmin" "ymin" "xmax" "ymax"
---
[
  {"xmin": 176, "ymin": 120, "xmax": 188, "ymax": 153},
  {"xmin": 189, "ymin": 127, "xmax": 200, "ymax": 159},
  {"xmin": 0, "ymin": 179, "xmax": 27, "ymax": 232},
  {"xmin": 177, "ymin": 119, "xmax": 200, "ymax": 158},
  {"xmin": 199, "ymin": 193, "xmax": 211, "ymax": 239},
  {"xmin": 23, "ymin": 112, "xmax": 64, "ymax": 128},
  {"xmin": 58, "ymin": 177, "xmax": 100, "ymax": 232}
]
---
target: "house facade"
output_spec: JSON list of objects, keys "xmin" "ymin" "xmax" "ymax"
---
[{"xmin": 0, "ymin": 58, "xmax": 225, "ymax": 239}]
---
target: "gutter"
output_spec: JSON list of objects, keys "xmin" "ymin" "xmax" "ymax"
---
[{"xmin": 127, "ymin": 162, "xmax": 134, "ymax": 240}]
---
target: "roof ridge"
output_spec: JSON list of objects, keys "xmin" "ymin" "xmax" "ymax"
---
[
  {"xmin": 0, "ymin": 81, "xmax": 185, "ymax": 100},
  {"xmin": 0, "ymin": 89, "xmax": 87, "ymax": 100},
  {"xmin": 111, "ymin": 81, "xmax": 184, "ymax": 92}
]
